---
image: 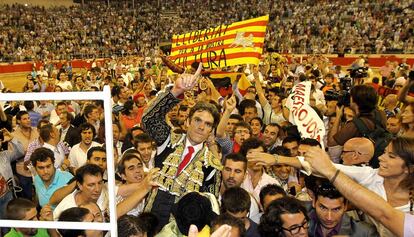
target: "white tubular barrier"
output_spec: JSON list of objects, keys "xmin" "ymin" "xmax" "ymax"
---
[
  {"xmin": 0, "ymin": 86, "xmax": 118, "ymax": 236},
  {"xmin": 0, "ymin": 220, "xmax": 110, "ymax": 230}
]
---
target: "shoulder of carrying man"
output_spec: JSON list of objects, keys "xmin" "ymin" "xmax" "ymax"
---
[
  {"xmin": 352, "ymin": 111, "xmax": 385, "ymax": 132},
  {"xmin": 352, "ymin": 113, "xmax": 392, "ymax": 148}
]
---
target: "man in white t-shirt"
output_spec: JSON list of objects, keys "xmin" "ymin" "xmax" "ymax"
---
[
  {"xmin": 220, "ymin": 153, "xmax": 261, "ymax": 223},
  {"xmin": 253, "ymin": 75, "xmax": 285, "ymax": 125},
  {"xmin": 37, "ymin": 65, "xmax": 48, "ymax": 80},
  {"xmin": 53, "ymin": 164, "xmax": 108, "ymax": 220},
  {"xmin": 240, "ymin": 138, "xmax": 279, "ymax": 203},
  {"xmin": 115, "ymin": 153, "xmax": 158, "ymax": 217},
  {"xmin": 121, "ymin": 67, "xmax": 133, "ymax": 87},
  {"xmin": 49, "ymin": 101, "xmax": 72, "ymax": 126},
  {"xmin": 68, "ymin": 123, "xmax": 101, "ymax": 172},
  {"xmin": 56, "ymin": 72, "xmax": 73, "ymax": 91}
]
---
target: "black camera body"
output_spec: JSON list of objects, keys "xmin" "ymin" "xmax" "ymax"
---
[
  {"xmin": 349, "ymin": 67, "xmax": 368, "ymax": 79},
  {"xmin": 409, "ymin": 70, "xmax": 414, "ymax": 81},
  {"xmin": 325, "ymin": 89, "xmax": 351, "ymax": 107},
  {"xmin": 339, "ymin": 76, "xmax": 353, "ymax": 91},
  {"xmin": 326, "ymin": 68, "xmax": 366, "ymax": 107}
]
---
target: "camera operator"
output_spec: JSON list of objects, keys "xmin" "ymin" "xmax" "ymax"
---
[{"xmin": 327, "ymin": 84, "xmax": 386, "ymax": 147}]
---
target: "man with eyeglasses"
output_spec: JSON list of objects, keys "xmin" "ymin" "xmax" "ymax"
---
[
  {"xmin": 259, "ymin": 196, "xmax": 309, "ymax": 237},
  {"xmin": 216, "ymin": 96, "xmax": 252, "ymax": 156},
  {"xmin": 57, "ymin": 206, "xmax": 103, "ymax": 237},
  {"xmin": 309, "ymin": 181, "xmax": 378, "ymax": 237},
  {"xmin": 80, "ymin": 202, "xmax": 105, "ymax": 223},
  {"xmin": 225, "ymin": 114, "xmax": 243, "ymax": 139},
  {"xmin": 341, "ymin": 137, "xmax": 374, "ymax": 166}
]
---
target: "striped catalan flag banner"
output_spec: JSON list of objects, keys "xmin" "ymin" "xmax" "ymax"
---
[{"xmin": 170, "ymin": 15, "xmax": 269, "ymax": 69}]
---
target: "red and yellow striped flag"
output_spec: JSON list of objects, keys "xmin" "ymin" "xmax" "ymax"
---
[{"xmin": 170, "ymin": 15, "xmax": 268, "ymax": 69}]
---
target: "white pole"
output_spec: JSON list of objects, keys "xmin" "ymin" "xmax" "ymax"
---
[{"xmin": 0, "ymin": 88, "xmax": 117, "ymax": 237}]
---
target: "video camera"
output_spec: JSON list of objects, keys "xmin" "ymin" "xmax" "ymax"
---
[
  {"xmin": 339, "ymin": 75, "xmax": 353, "ymax": 92},
  {"xmin": 325, "ymin": 89, "xmax": 350, "ymax": 107},
  {"xmin": 324, "ymin": 72, "xmax": 353, "ymax": 107},
  {"xmin": 348, "ymin": 66, "xmax": 368, "ymax": 79},
  {"xmin": 326, "ymin": 66, "xmax": 368, "ymax": 106}
]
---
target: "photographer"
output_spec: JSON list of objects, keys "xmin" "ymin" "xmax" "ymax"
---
[{"xmin": 327, "ymin": 84, "xmax": 386, "ymax": 147}]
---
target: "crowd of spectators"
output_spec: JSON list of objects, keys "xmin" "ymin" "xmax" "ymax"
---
[
  {"xmin": 1, "ymin": 0, "xmax": 413, "ymax": 62},
  {"xmin": 0, "ymin": 50, "xmax": 413, "ymax": 236},
  {"xmin": 1, "ymin": 0, "xmax": 414, "ymax": 235}
]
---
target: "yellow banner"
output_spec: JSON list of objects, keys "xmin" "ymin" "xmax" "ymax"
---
[
  {"xmin": 209, "ymin": 72, "xmax": 251, "ymax": 90},
  {"xmin": 170, "ymin": 15, "xmax": 268, "ymax": 69}
]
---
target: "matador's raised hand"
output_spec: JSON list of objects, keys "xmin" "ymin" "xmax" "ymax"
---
[{"xmin": 171, "ymin": 63, "xmax": 203, "ymax": 97}]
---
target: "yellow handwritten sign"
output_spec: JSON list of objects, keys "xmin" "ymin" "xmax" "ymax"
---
[{"xmin": 170, "ymin": 15, "xmax": 268, "ymax": 69}]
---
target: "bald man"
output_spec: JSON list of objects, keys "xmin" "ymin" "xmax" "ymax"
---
[{"xmin": 341, "ymin": 137, "xmax": 374, "ymax": 166}]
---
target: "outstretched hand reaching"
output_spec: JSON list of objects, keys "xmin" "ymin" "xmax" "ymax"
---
[{"xmin": 171, "ymin": 63, "xmax": 203, "ymax": 97}]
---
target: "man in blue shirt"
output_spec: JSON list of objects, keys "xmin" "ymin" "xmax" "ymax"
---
[
  {"xmin": 31, "ymin": 147, "xmax": 73, "ymax": 207},
  {"xmin": 24, "ymin": 101, "xmax": 42, "ymax": 128}
]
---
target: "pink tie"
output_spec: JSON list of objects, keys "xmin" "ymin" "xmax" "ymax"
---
[{"xmin": 177, "ymin": 146, "xmax": 194, "ymax": 175}]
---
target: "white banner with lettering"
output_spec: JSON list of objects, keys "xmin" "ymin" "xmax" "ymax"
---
[{"xmin": 285, "ymin": 81, "xmax": 326, "ymax": 148}]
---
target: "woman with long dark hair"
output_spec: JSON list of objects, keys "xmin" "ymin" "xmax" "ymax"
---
[
  {"xmin": 250, "ymin": 136, "xmax": 414, "ymax": 237},
  {"xmin": 320, "ymin": 137, "xmax": 414, "ymax": 236}
]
